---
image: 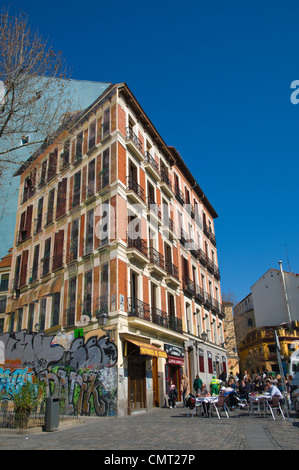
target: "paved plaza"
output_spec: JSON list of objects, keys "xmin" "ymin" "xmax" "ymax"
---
[{"xmin": 0, "ymin": 405, "xmax": 298, "ymax": 452}]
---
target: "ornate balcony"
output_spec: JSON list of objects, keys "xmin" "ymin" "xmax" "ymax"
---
[
  {"xmin": 146, "ymin": 197, "xmax": 161, "ymax": 225},
  {"xmin": 126, "ymin": 176, "xmax": 146, "ymax": 205},
  {"xmin": 159, "ymin": 170, "xmax": 174, "ymax": 198},
  {"xmin": 195, "ymin": 285, "xmax": 204, "ymax": 304},
  {"xmin": 126, "ymin": 127, "xmax": 144, "ymax": 161},
  {"xmin": 144, "ymin": 152, "xmax": 160, "ymax": 181},
  {"xmin": 174, "ymin": 186, "xmax": 185, "ymax": 206},
  {"xmin": 148, "ymin": 247, "xmax": 166, "ymax": 278},
  {"xmin": 183, "ymin": 277, "xmax": 195, "ymax": 297},
  {"xmin": 127, "ymin": 236, "xmax": 149, "ymax": 265},
  {"xmin": 164, "ymin": 260, "xmax": 180, "ymax": 288},
  {"xmin": 127, "ymin": 297, "xmax": 183, "ymax": 334}
]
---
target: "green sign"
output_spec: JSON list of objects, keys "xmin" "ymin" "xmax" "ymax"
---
[{"xmin": 74, "ymin": 328, "xmax": 84, "ymax": 338}]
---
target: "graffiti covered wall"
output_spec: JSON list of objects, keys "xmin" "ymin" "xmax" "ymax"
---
[{"xmin": 0, "ymin": 329, "xmax": 118, "ymax": 416}]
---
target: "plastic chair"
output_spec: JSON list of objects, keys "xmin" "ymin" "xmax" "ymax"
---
[
  {"xmin": 210, "ymin": 395, "xmax": 230, "ymax": 419},
  {"xmin": 235, "ymin": 397, "xmax": 250, "ymax": 417},
  {"xmin": 266, "ymin": 396, "xmax": 285, "ymax": 420},
  {"xmin": 187, "ymin": 398, "xmax": 203, "ymax": 417}
]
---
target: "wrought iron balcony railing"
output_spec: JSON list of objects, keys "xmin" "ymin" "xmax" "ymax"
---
[
  {"xmin": 127, "ymin": 176, "xmax": 145, "ymax": 202},
  {"xmin": 149, "ymin": 246, "xmax": 165, "ymax": 270},
  {"xmin": 127, "ymin": 297, "xmax": 183, "ymax": 334},
  {"xmin": 127, "ymin": 236, "xmax": 148, "ymax": 258},
  {"xmin": 164, "ymin": 260, "xmax": 179, "ymax": 279}
]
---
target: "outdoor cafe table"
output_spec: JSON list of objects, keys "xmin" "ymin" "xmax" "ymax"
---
[
  {"xmin": 248, "ymin": 394, "xmax": 271, "ymax": 416},
  {"xmin": 195, "ymin": 396, "xmax": 219, "ymax": 417}
]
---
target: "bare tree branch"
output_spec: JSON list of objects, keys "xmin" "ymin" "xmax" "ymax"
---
[{"xmin": 0, "ymin": 8, "xmax": 73, "ymax": 220}]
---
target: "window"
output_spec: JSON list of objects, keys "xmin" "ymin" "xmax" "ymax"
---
[
  {"xmin": 85, "ymin": 209, "xmax": 94, "ymax": 255},
  {"xmin": 40, "ymin": 160, "xmax": 47, "ymax": 188},
  {"xmin": 75, "ymin": 132, "xmax": 83, "ymax": 161},
  {"xmin": 46, "ymin": 188, "xmax": 55, "ymax": 225},
  {"xmin": 102, "ymin": 148, "xmax": 110, "ymax": 188},
  {"xmin": 28, "ymin": 304, "xmax": 35, "ymax": 332},
  {"xmin": 199, "ymin": 349, "xmax": 205, "ymax": 373},
  {"xmin": 52, "ymin": 292, "xmax": 60, "ymax": 327},
  {"xmin": 42, "ymin": 238, "xmax": 51, "ymax": 276},
  {"xmin": 207, "ymin": 351, "xmax": 213, "ymax": 374},
  {"xmin": 83, "ymin": 271, "xmax": 92, "ymax": 317},
  {"xmin": 39, "ymin": 298, "xmax": 46, "ymax": 331},
  {"xmin": 61, "ymin": 140, "xmax": 70, "ymax": 167},
  {"xmin": 15, "ymin": 309, "xmax": 22, "ymax": 332},
  {"xmin": 72, "ymin": 171, "xmax": 81, "ymax": 207},
  {"xmin": 31, "ymin": 244, "xmax": 40, "ymax": 281},
  {"xmin": 103, "ymin": 108, "xmax": 110, "ymax": 138},
  {"xmin": 0, "ymin": 274, "xmax": 9, "ymax": 291},
  {"xmin": 0, "ymin": 318, "xmax": 4, "ymax": 333},
  {"xmin": 99, "ymin": 203, "xmax": 109, "ymax": 247},
  {"xmin": 0, "ymin": 297, "xmax": 6, "ymax": 313},
  {"xmin": 9, "ymin": 312, "xmax": 15, "ymax": 333},
  {"xmin": 35, "ymin": 197, "xmax": 43, "ymax": 234},
  {"xmin": 100, "ymin": 263, "xmax": 109, "ymax": 311},
  {"xmin": 53, "ymin": 230, "xmax": 64, "ymax": 270},
  {"xmin": 67, "ymin": 278, "xmax": 76, "ymax": 326},
  {"xmin": 14, "ymin": 256, "xmax": 21, "ymax": 292},
  {"xmin": 87, "ymin": 159, "xmax": 95, "ymax": 197},
  {"xmin": 19, "ymin": 250, "xmax": 29, "ymax": 287},
  {"xmin": 18, "ymin": 205, "xmax": 33, "ymax": 243},
  {"xmin": 69, "ymin": 218, "xmax": 79, "ymax": 261},
  {"xmin": 22, "ymin": 173, "xmax": 35, "ymax": 202},
  {"xmin": 89, "ymin": 121, "xmax": 96, "ymax": 149},
  {"xmin": 47, "ymin": 148, "xmax": 58, "ymax": 182},
  {"xmin": 56, "ymin": 178, "xmax": 67, "ymax": 219}
]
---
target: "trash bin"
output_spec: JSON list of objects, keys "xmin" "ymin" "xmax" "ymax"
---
[{"xmin": 44, "ymin": 397, "xmax": 60, "ymax": 432}]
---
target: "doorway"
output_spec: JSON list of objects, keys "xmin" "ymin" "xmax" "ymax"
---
[
  {"xmin": 128, "ymin": 357, "xmax": 146, "ymax": 412},
  {"xmin": 152, "ymin": 358, "xmax": 160, "ymax": 407}
]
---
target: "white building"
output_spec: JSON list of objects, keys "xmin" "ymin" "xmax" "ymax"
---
[{"xmin": 251, "ymin": 265, "xmax": 299, "ymax": 328}]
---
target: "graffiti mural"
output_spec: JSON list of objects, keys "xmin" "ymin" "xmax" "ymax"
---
[{"xmin": 0, "ymin": 329, "xmax": 118, "ymax": 416}]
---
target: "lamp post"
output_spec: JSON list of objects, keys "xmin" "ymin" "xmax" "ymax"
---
[
  {"xmin": 201, "ymin": 331, "xmax": 208, "ymax": 342},
  {"xmin": 97, "ymin": 311, "xmax": 111, "ymax": 340},
  {"xmin": 97, "ymin": 311, "xmax": 108, "ymax": 327}
]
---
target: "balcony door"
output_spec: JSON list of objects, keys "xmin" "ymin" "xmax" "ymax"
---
[
  {"xmin": 68, "ymin": 277, "xmax": 76, "ymax": 326},
  {"xmin": 129, "ymin": 160, "xmax": 137, "ymax": 184},
  {"xmin": 168, "ymin": 293, "xmax": 175, "ymax": 329},
  {"xmin": 130, "ymin": 271, "xmax": 138, "ymax": 313},
  {"xmin": 151, "ymin": 282, "xmax": 157, "ymax": 315}
]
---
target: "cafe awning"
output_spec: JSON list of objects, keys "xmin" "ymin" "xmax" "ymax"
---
[{"xmin": 124, "ymin": 337, "xmax": 168, "ymax": 359}]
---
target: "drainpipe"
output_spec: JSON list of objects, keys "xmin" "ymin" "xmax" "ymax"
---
[{"xmin": 278, "ymin": 261, "xmax": 292, "ymax": 324}]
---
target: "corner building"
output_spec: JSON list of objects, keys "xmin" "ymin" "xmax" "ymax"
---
[{"xmin": 3, "ymin": 83, "xmax": 226, "ymax": 416}]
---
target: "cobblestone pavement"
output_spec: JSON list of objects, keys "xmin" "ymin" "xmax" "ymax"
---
[{"xmin": 0, "ymin": 406, "xmax": 298, "ymax": 451}]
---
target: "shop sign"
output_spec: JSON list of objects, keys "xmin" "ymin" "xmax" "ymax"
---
[
  {"xmin": 164, "ymin": 343, "xmax": 184, "ymax": 359},
  {"xmin": 168, "ymin": 356, "xmax": 185, "ymax": 366}
]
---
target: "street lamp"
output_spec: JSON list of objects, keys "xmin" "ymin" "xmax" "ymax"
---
[
  {"xmin": 201, "ymin": 331, "xmax": 208, "ymax": 342},
  {"xmin": 97, "ymin": 311, "xmax": 108, "ymax": 327},
  {"xmin": 97, "ymin": 311, "xmax": 112, "ymax": 340}
]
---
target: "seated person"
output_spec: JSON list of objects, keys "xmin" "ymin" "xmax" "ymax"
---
[
  {"xmin": 265, "ymin": 380, "xmax": 284, "ymax": 401},
  {"xmin": 197, "ymin": 383, "xmax": 211, "ymax": 415}
]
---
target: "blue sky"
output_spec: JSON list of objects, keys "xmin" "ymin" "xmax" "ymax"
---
[{"xmin": 2, "ymin": 0, "xmax": 299, "ymax": 303}]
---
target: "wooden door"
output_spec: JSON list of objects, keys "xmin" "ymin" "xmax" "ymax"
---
[
  {"xmin": 128, "ymin": 358, "xmax": 146, "ymax": 411},
  {"xmin": 152, "ymin": 358, "xmax": 159, "ymax": 407}
]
